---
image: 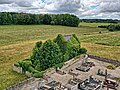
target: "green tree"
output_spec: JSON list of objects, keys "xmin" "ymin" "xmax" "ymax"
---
[
  {"xmin": 43, "ymin": 14, "xmax": 51, "ymax": 24},
  {"xmin": 31, "ymin": 40, "xmax": 63, "ymax": 71},
  {"xmin": 107, "ymin": 24, "xmax": 116, "ymax": 31}
]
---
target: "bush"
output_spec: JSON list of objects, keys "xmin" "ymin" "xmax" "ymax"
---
[
  {"xmin": 28, "ymin": 66, "xmax": 39, "ymax": 74},
  {"xmin": 106, "ymin": 64, "xmax": 116, "ymax": 70},
  {"xmin": 14, "ymin": 63, "xmax": 20, "ymax": 67},
  {"xmin": 79, "ymin": 48, "xmax": 87, "ymax": 54},
  {"xmin": 18, "ymin": 61, "xmax": 32, "ymax": 72},
  {"xmin": 107, "ymin": 24, "xmax": 116, "ymax": 31},
  {"xmin": 98, "ymin": 25, "xmax": 107, "ymax": 28},
  {"xmin": 35, "ymin": 41, "xmax": 42, "ymax": 48},
  {"xmin": 33, "ymin": 71, "xmax": 46, "ymax": 78}
]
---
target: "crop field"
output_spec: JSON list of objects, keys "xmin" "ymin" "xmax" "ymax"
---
[{"xmin": 0, "ymin": 24, "xmax": 120, "ymax": 89}]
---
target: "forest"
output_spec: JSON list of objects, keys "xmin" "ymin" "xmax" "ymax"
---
[
  {"xmin": 81, "ymin": 19, "xmax": 120, "ymax": 23},
  {"xmin": 0, "ymin": 12, "xmax": 80, "ymax": 27}
]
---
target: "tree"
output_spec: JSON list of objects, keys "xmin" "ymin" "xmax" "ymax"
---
[
  {"xmin": 43, "ymin": 14, "xmax": 51, "ymax": 24},
  {"xmin": 107, "ymin": 24, "xmax": 116, "ymax": 31},
  {"xmin": 31, "ymin": 40, "xmax": 63, "ymax": 71},
  {"xmin": 0, "ymin": 12, "xmax": 80, "ymax": 27}
]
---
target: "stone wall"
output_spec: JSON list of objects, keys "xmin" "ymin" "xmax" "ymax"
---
[
  {"xmin": 4, "ymin": 77, "xmax": 35, "ymax": 90},
  {"xmin": 25, "ymin": 71, "xmax": 33, "ymax": 78},
  {"xmin": 12, "ymin": 65, "xmax": 23, "ymax": 74},
  {"xmin": 87, "ymin": 54, "xmax": 120, "ymax": 66},
  {"xmin": 13, "ymin": 64, "xmax": 33, "ymax": 77}
]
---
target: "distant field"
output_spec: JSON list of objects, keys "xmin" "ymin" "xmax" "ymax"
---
[
  {"xmin": 0, "ymin": 25, "xmax": 106, "ymax": 46},
  {"xmin": 80, "ymin": 31, "xmax": 120, "ymax": 46},
  {"xmin": 0, "ymin": 24, "xmax": 120, "ymax": 89},
  {"xmin": 79, "ymin": 22, "xmax": 111, "ymax": 27}
]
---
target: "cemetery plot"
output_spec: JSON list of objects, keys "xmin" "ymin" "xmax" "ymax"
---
[{"xmin": 45, "ymin": 55, "xmax": 120, "ymax": 90}]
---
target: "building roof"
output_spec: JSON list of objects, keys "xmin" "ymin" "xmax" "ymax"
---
[{"xmin": 64, "ymin": 35, "xmax": 72, "ymax": 40}]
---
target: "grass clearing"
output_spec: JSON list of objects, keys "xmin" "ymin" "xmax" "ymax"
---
[{"xmin": 0, "ymin": 24, "xmax": 120, "ymax": 89}]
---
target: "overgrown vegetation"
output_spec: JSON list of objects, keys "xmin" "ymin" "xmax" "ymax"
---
[
  {"xmin": 0, "ymin": 12, "xmax": 79, "ymax": 27},
  {"xmin": 14, "ymin": 34, "xmax": 86, "ymax": 78}
]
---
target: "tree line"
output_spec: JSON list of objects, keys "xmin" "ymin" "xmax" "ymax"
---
[
  {"xmin": 98, "ymin": 24, "xmax": 120, "ymax": 32},
  {"xmin": 0, "ymin": 12, "xmax": 80, "ymax": 27},
  {"xmin": 81, "ymin": 19, "xmax": 120, "ymax": 23}
]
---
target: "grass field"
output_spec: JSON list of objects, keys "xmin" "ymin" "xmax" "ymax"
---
[
  {"xmin": 79, "ymin": 22, "xmax": 111, "ymax": 27},
  {"xmin": 0, "ymin": 24, "xmax": 120, "ymax": 89}
]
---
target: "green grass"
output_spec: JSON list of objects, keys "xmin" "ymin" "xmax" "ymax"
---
[
  {"xmin": 0, "ymin": 25, "xmax": 106, "ymax": 46},
  {"xmin": 79, "ymin": 22, "xmax": 112, "ymax": 27},
  {"xmin": 80, "ymin": 31, "xmax": 120, "ymax": 46},
  {"xmin": 0, "ymin": 24, "xmax": 120, "ymax": 89}
]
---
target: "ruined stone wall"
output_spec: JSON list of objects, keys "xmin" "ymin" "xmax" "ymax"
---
[
  {"xmin": 87, "ymin": 54, "xmax": 120, "ymax": 66},
  {"xmin": 5, "ymin": 65, "xmax": 34, "ymax": 90},
  {"xmin": 12, "ymin": 65, "xmax": 23, "ymax": 74},
  {"xmin": 4, "ymin": 77, "xmax": 35, "ymax": 90},
  {"xmin": 13, "ymin": 65, "xmax": 33, "ymax": 77}
]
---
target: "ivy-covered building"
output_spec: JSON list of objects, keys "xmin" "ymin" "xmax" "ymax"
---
[{"xmin": 14, "ymin": 34, "xmax": 87, "ymax": 78}]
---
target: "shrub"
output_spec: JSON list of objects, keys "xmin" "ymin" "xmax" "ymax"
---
[
  {"xmin": 106, "ymin": 64, "xmax": 116, "ymax": 70},
  {"xmin": 28, "ymin": 66, "xmax": 39, "ymax": 74},
  {"xmin": 54, "ymin": 62, "xmax": 64, "ymax": 71},
  {"xmin": 18, "ymin": 61, "xmax": 32, "ymax": 72},
  {"xmin": 107, "ymin": 24, "xmax": 116, "ymax": 31},
  {"xmin": 14, "ymin": 63, "xmax": 20, "ymax": 67},
  {"xmin": 33, "ymin": 71, "xmax": 46, "ymax": 78},
  {"xmin": 79, "ymin": 48, "xmax": 87, "ymax": 54},
  {"xmin": 98, "ymin": 25, "xmax": 107, "ymax": 28},
  {"xmin": 35, "ymin": 41, "xmax": 42, "ymax": 48}
]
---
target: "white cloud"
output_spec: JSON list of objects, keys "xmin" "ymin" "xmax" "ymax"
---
[{"xmin": 0, "ymin": 0, "xmax": 119, "ymax": 19}]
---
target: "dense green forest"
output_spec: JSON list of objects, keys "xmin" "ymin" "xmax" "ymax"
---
[
  {"xmin": 0, "ymin": 12, "xmax": 80, "ymax": 27},
  {"xmin": 81, "ymin": 19, "xmax": 120, "ymax": 23},
  {"xmin": 15, "ymin": 34, "xmax": 87, "ymax": 77}
]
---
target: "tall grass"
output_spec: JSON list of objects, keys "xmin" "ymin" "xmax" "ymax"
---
[{"xmin": 0, "ymin": 24, "xmax": 120, "ymax": 89}]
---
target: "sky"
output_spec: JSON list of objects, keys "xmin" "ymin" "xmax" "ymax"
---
[{"xmin": 0, "ymin": 0, "xmax": 120, "ymax": 19}]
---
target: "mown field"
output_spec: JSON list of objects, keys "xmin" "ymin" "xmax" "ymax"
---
[{"xmin": 0, "ymin": 24, "xmax": 120, "ymax": 89}]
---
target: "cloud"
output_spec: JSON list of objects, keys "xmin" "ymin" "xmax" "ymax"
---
[
  {"xmin": 42, "ymin": 0, "xmax": 81, "ymax": 13},
  {"xmin": 0, "ymin": 0, "xmax": 119, "ymax": 19},
  {"xmin": 15, "ymin": 0, "xmax": 33, "ymax": 7},
  {"xmin": 0, "ymin": 0, "xmax": 14, "ymax": 4},
  {"xmin": 100, "ymin": 0, "xmax": 120, "ymax": 12}
]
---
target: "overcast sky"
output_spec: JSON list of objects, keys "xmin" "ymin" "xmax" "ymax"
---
[{"xmin": 0, "ymin": 0, "xmax": 120, "ymax": 19}]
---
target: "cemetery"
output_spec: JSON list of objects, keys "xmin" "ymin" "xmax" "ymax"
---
[
  {"xmin": 5, "ymin": 54, "xmax": 120, "ymax": 90},
  {"xmin": 5, "ymin": 34, "xmax": 120, "ymax": 90}
]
